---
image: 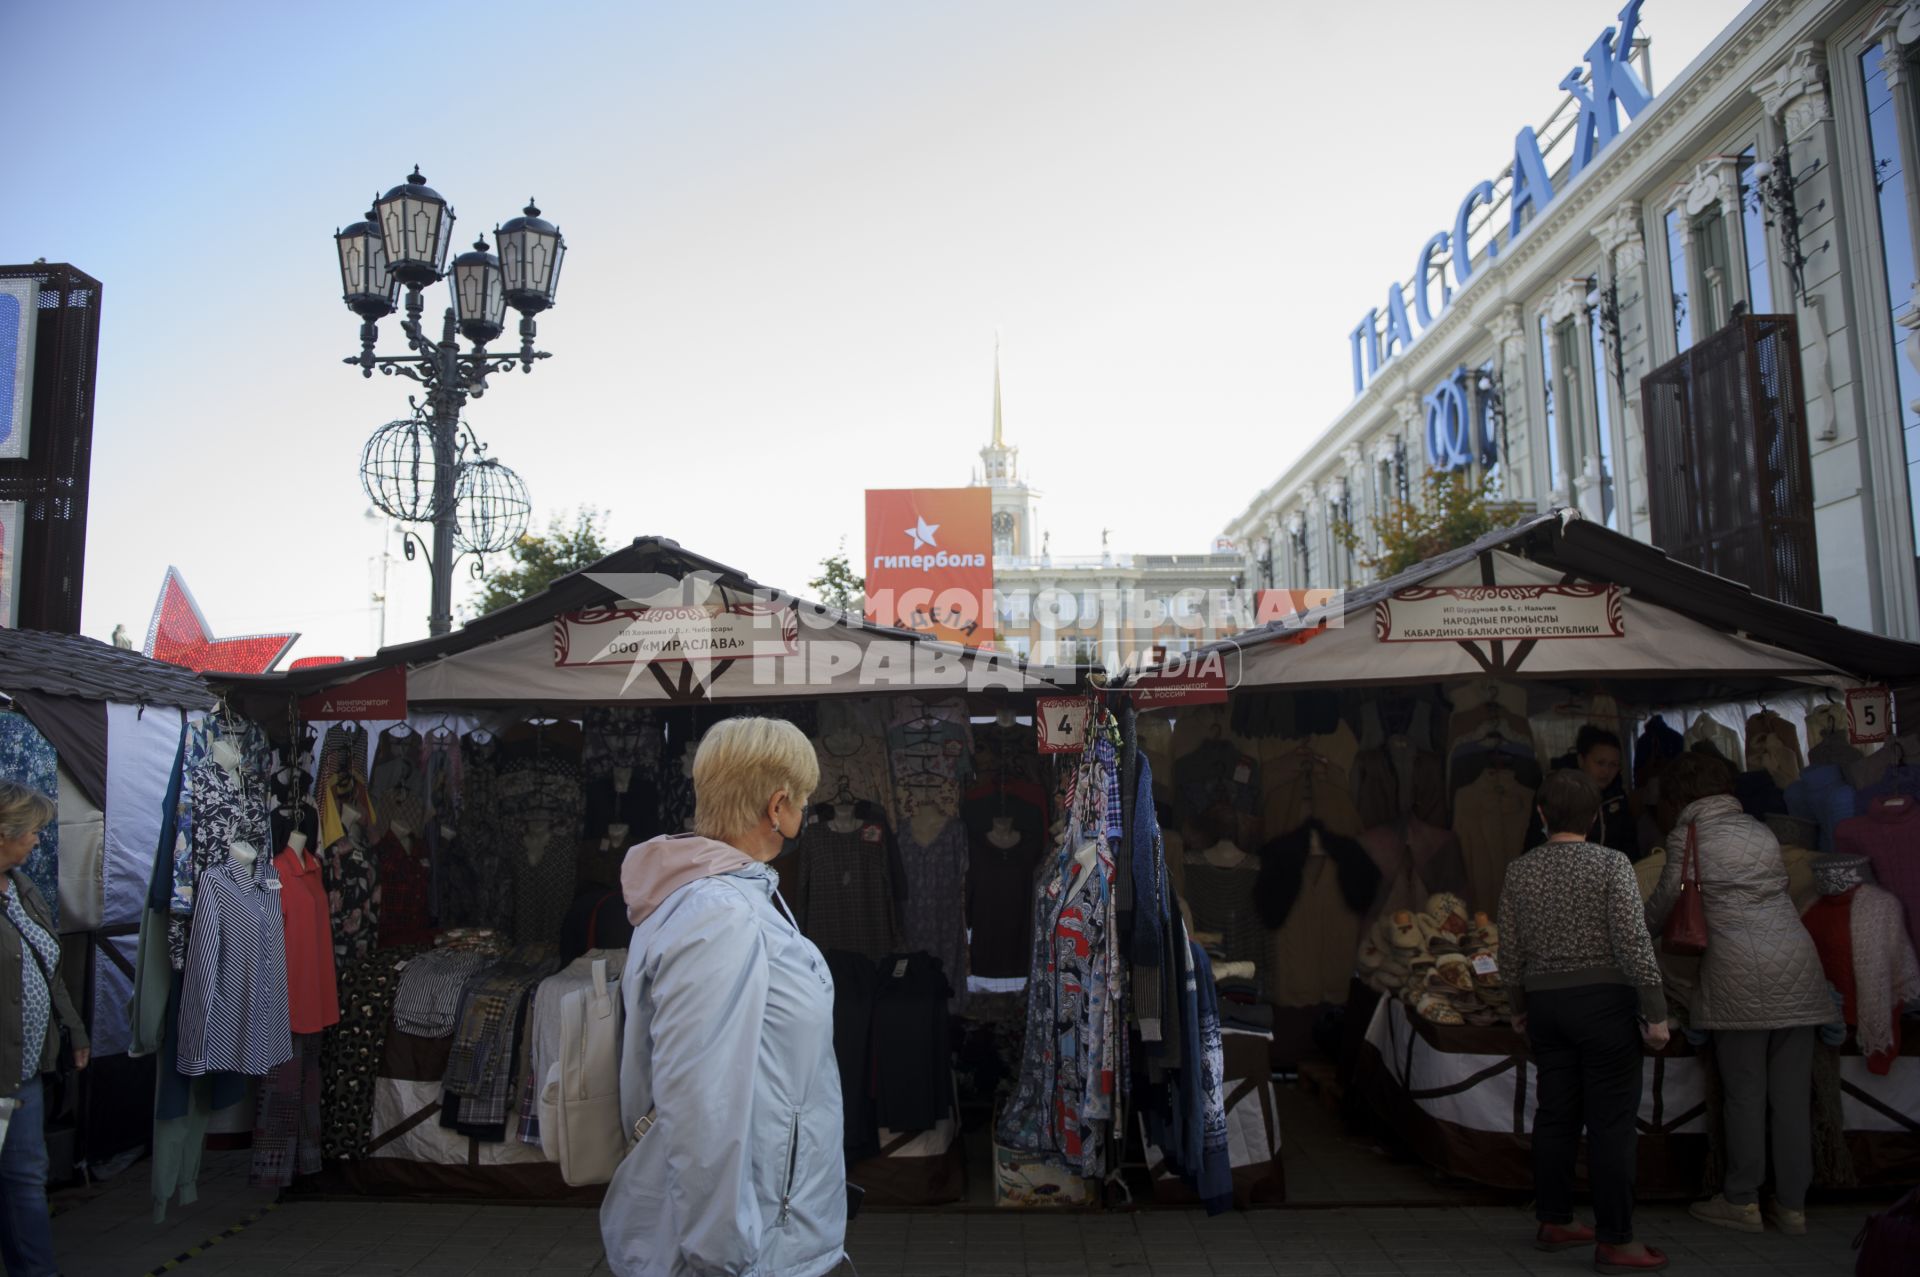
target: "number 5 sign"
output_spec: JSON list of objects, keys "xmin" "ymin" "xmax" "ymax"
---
[
  {"xmin": 1035, "ymin": 697, "xmax": 1092, "ymax": 754},
  {"xmin": 1847, "ymin": 685, "xmax": 1892, "ymax": 745}
]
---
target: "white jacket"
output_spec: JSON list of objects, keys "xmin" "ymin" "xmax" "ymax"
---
[{"xmin": 600, "ymin": 835, "xmax": 846, "ymax": 1277}]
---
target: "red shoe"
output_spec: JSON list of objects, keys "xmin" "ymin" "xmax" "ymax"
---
[
  {"xmin": 1594, "ymin": 1243, "xmax": 1668, "ymax": 1273},
  {"xmin": 1535, "ymin": 1222, "xmax": 1596, "ymax": 1251}
]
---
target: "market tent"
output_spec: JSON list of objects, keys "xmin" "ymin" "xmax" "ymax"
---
[
  {"xmin": 0, "ymin": 627, "xmax": 215, "ymax": 1167},
  {"xmin": 0, "ymin": 627, "xmax": 211, "ymax": 938},
  {"xmin": 1162, "ymin": 511, "xmax": 1920, "ymax": 695},
  {"xmin": 218, "ymin": 535, "xmax": 1076, "ymax": 714}
]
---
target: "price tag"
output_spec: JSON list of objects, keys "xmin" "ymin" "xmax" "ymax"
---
[
  {"xmin": 1847, "ymin": 685, "xmax": 1893, "ymax": 745},
  {"xmin": 1035, "ymin": 697, "xmax": 1092, "ymax": 754},
  {"xmin": 1470, "ymin": 954, "xmax": 1499, "ymax": 976}
]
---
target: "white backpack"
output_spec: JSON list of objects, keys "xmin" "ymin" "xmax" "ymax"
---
[{"xmin": 539, "ymin": 957, "xmax": 628, "ymax": 1185}]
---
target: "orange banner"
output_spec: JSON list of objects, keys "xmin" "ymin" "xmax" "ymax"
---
[{"xmin": 864, "ymin": 488, "xmax": 995, "ymax": 647}]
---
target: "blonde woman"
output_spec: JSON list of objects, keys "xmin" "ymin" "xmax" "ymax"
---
[
  {"xmin": 1, "ymin": 780, "xmax": 89, "ymax": 1277},
  {"xmin": 600, "ymin": 717, "xmax": 848, "ymax": 1277}
]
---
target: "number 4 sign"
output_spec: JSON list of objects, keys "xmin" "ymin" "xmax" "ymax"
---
[
  {"xmin": 1847, "ymin": 685, "xmax": 1893, "ymax": 745},
  {"xmin": 1035, "ymin": 697, "xmax": 1092, "ymax": 754}
]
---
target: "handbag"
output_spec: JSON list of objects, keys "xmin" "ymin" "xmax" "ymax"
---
[
  {"xmin": 1661, "ymin": 822, "xmax": 1709, "ymax": 957},
  {"xmin": 1853, "ymin": 1183, "xmax": 1920, "ymax": 1276},
  {"xmin": 538, "ymin": 958, "xmax": 628, "ymax": 1186}
]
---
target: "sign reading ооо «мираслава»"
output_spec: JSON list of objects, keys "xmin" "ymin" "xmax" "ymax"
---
[{"xmin": 1347, "ymin": 0, "xmax": 1653, "ymax": 397}]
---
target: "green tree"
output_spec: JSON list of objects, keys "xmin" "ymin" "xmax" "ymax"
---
[
  {"xmin": 471, "ymin": 506, "xmax": 610, "ymax": 616},
  {"xmin": 1335, "ymin": 470, "xmax": 1522, "ymax": 579},
  {"xmin": 808, "ymin": 539, "xmax": 866, "ymax": 612}
]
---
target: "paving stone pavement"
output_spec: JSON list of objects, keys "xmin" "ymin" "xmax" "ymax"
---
[{"xmin": 53, "ymin": 1152, "xmax": 1873, "ymax": 1276}]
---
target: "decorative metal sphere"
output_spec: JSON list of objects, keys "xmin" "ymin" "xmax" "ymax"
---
[
  {"xmin": 359, "ymin": 417, "xmax": 443, "ymax": 522},
  {"xmin": 453, "ymin": 457, "xmax": 531, "ymax": 554}
]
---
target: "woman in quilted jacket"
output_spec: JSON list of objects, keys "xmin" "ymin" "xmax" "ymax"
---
[{"xmin": 1646, "ymin": 752, "xmax": 1832, "ymax": 1237}]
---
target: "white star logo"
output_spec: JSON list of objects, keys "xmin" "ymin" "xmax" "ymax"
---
[{"xmin": 904, "ymin": 516, "xmax": 940, "ymax": 550}]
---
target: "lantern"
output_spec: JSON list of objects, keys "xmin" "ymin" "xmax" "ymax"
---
[
  {"xmin": 374, "ymin": 167, "xmax": 454, "ymax": 287},
  {"xmin": 495, "ymin": 199, "xmax": 566, "ymax": 315},
  {"xmin": 449, "ymin": 238, "xmax": 506, "ymax": 346},
  {"xmin": 335, "ymin": 212, "xmax": 398, "ymax": 319}
]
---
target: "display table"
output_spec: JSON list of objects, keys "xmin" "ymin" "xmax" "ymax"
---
[{"xmin": 1354, "ymin": 999, "xmax": 1920, "ymax": 1196}]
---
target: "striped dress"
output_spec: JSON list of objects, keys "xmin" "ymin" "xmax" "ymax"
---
[{"xmin": 178, "ymin": 855, "xmax": 294, "ymax": 1076}]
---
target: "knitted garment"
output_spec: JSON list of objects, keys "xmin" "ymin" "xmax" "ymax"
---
[
  {"xmin": 1854, "ymin": 884, "xmax": 1920, "ymax": 1071},
  {"xmin": 1745, "ymin": 710, "xmax": 1806, "ymax": 788},
  {"xmin": 1251, "ymin": 822, "xmax": 1380, "ymax": 929}
]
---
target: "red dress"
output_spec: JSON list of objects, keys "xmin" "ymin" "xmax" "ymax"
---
[
  {"xmin": 274, "ymin": 847, "xmax": 339, "ymax": 1033},
  {"xmin": 375, "ymin": 831, "xmax": 435, "ymax": 949}
]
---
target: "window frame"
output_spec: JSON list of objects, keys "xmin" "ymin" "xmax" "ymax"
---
[
  {"xmin": 1833, "ymin": 18, "xmax": 1920, "ymax": 635},
  {"xmin": 1533, "ymin": 271, "xmax": 1621, "ymax": 525}
]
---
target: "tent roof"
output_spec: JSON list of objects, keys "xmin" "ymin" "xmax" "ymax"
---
[
  {"xmin": 0, "ymin": 627, "xmax": 215, "ymax": 709},
  {"xmin": 214, "ymin": 535, "xmax": 1079, "ymax": 709},
  {"xmin": 1139, "ymin": 510, "xmax": 1920, "ymax": 693}
]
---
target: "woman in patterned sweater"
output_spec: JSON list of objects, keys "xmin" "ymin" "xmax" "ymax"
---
[
  {"xmin": 0, "ymin": 781, "xmax": 90, "ymax": 1277},
  {"xmin": 1498, "ymin": 769, "xmax": 1670, "ymax": 1274}
]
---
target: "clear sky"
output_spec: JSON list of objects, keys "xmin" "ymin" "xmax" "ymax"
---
[{"xmin": 1, "ymin": 0, "xmax": 1749, "ymax": 660}]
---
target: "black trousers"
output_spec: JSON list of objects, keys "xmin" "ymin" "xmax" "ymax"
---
[{"xmin": 1525, "ymin": 983, "xmax": 1643, "ymax": 1244}]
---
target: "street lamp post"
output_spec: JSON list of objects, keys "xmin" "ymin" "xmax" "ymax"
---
[{"xmin": 335, "ymin": 168, "xmax": 562, "ymax": 636}]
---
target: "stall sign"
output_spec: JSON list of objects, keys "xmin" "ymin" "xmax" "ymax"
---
[
  {"xmin": 554, "ymin": 603, "xmax": 798, "ymax": 668},
  {"xmin": 1129, "ymin": 653, "xmax": 1229, "ymax": 707},
  {"xmin": 1035, "ymin": 697, "xmax": 1092, "ymax": 754},
  {"xmin": 1375, "ymin": 583, "xmax": 1623, "ymax": 643},
  {"xmin": 299, "ymin": 666, "xmax": 407, "ymax": 720},
  {"xmin": 1847, "ymin": 685, "xmax": 1892, "ymax": 745},
  {"xmin": 863, "ymin": 487, "xmax": 996, "ymax": 647}
]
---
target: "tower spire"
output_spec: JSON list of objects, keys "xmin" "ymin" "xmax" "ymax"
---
[{"xmin": 991, "ymin": 330, "xmax": 1004, "ymax": 449}]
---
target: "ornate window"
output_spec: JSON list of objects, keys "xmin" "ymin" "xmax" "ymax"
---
[
  {"xmin": 1664, "ymin": 208, "xmax": 1693, "ymax": 350},
  {"xmin": 1737, "ymin": 146, "xmax": 1776, "ymax": 314}
]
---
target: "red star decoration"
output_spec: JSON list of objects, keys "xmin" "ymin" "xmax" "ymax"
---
[{"xmin": 143, "ymin": 566, "xmax": 299, "ymax": 674}]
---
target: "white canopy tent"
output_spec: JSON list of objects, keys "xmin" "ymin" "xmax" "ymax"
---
[
  {"xmin": 1136, "ymin": 511, "xmax": 1920, "ymax": 699},
  {"xmin": 221, "ymin": 535, "xmax": 1077, "ymax": 715},
  {"xmin": 1220, "ymin": 549, "xmax": 1857, "ymax": 693}
]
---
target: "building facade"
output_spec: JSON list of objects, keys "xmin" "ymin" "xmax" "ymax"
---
[
  {"xmin": 1223, "ymin": 0, "xmax": 1920, "ymax": 641},
  {"xmin": 973, "ymin": 350, "xmax": 1242, "ymax": 667}
]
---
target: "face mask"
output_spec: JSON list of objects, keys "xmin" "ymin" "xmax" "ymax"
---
[{"xmin": 774, "ymin": 803, "xmax": 801, "ymax": 858}]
